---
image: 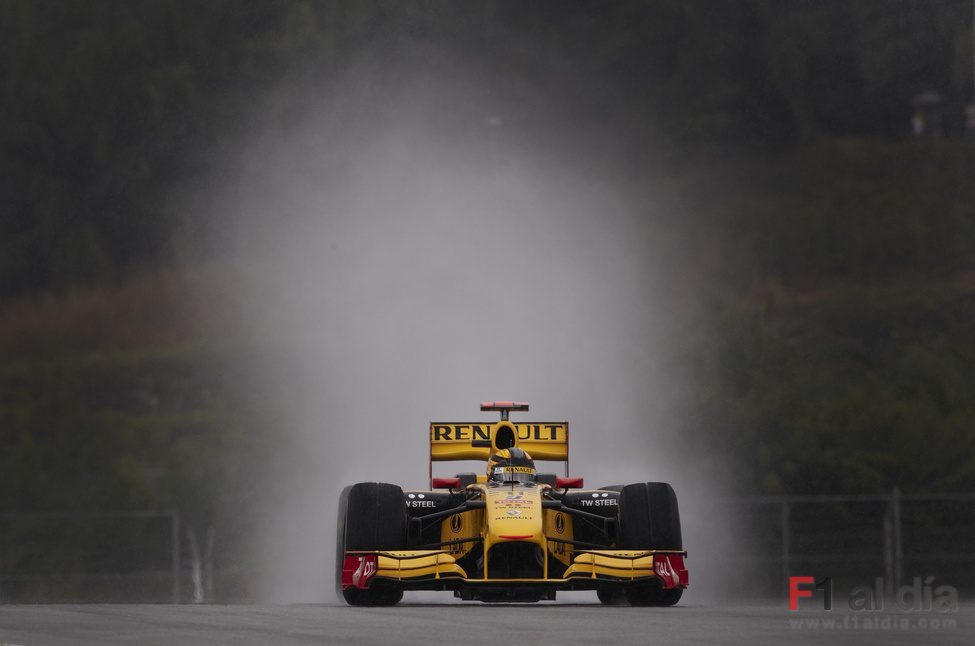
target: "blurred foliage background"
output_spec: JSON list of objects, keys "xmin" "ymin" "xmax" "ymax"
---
[{"xmin": 2, "ymin": 0, "xmax": 975, "ymax": 600}]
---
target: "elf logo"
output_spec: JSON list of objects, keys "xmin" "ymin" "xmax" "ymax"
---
[{"xmin": 351, "ymin": 556, "xmax": 377, "ymax": 588}]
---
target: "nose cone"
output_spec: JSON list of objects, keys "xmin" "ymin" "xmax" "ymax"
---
[{"xmin": 486, "ymin": 486, "xmax": 543, "ymax": 541}]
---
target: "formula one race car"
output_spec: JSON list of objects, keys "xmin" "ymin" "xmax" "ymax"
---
[{"xmin": 336, "ymin": 402, "xmax": 688, "ymax": 605}]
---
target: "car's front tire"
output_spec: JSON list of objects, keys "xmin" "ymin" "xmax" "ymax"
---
[
  {"xmin": 625, "ymin": 585, "xmax": 683, "ymax": 607},
  {"xmin": 336, "ymin": 482, "xmax": 407, "ymax": 606},
  {"xmin": 596, "ymin": 587, "xmax": 626, "ymax": 605},
  {"xmin": 603, "ymin": 482, "xmax": 683, "ymax": 606},
  {"xmin": 618, "ymin": 482, "xmax": 682, "ymax": 550}
]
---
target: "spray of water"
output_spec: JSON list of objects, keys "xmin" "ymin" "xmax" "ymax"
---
[{"xmin": 196, "ymin": 57, "xmax": 739, "ymax": 604}]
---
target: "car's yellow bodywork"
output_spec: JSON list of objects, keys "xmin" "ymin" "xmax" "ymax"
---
[
  {"xmin": 351, "ymin": 482, "xmax": 684, "ymax": 586},
  {"xmin": 429, "ymin": 421, "xmax": 569, "ymax": 461},
  {"xmin": 339, "ymin": 404, "xmax": 688, "ymax": 603},
  {"xmin": 355, "ymin": 548, "xmax": 668, "ymax": 584}
]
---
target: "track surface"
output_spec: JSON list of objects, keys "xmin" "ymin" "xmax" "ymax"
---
[{"xmin": 1, "ymin": 601, "xmax": 971, "ymax": 645}]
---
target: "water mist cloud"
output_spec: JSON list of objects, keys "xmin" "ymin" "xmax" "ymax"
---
[{"xmin": 198, "ymin": 61, "xmax": 736, "ymax": 603}]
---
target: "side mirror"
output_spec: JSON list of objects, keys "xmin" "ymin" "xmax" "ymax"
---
[
  {"xmin": 555, "ymin": 477, "xmax": 584, "ymax": 489},
  {"xmin": 431, "ymin": 477, "xmax": 461, "ymax": 489}
]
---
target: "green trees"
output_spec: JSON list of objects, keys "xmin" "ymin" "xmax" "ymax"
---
[
  {"xmin": 0, "ymin": 0, "xmax": 327, "ymax": 297},
  {"xmin": 2, "ymin": 2, "xmax": 971, "ymax": 298},
  {"xmin": 675, "ymin": 140, "xmax": 975, "ymax": 495},
  {"xmin": 0, "ymin": 272, "xmax": 267, "ymax": 600}
]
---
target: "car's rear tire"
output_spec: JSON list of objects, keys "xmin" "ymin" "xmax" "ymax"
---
[
  {"xmin": 613, "ymin": 482, "xmax": 683, "ymax": 606},
  {"xmin": 336, "ymin": 482, "xmax": 407, "ymax": 606}
]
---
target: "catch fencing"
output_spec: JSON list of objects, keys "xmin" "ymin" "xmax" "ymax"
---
[
  {"xmin": 0, "ymin": 511, "xmax": 179, "ymax": 603},
  {"xmin": 1, "ymin": 492, "xmax": 974, "ymax": 602},
  {"xmin": 720, "ymin": 491, "xmax": 975, "ymax": 596}
]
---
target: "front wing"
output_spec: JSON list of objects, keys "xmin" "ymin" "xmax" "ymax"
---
[{"xmin": 341, "ymin": 549, "xmax": 689, "ymax": 592}]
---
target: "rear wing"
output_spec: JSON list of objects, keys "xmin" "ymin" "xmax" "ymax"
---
[{"xmin": 429, "ymin": 406, "xmax": 569, "ymax": 483}]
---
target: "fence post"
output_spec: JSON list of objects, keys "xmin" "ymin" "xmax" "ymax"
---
[
  {"xmin": 882, "ymin": 488, "xmax": 904, "ymax": 598},
  {"xmin": 171, "ymin": 511, "xmax": 180, "ymax": 604},
  {"xmin": 892, "ymin": 488, "xmax": 903, "ymax": 588},
  {"xmin": 781, "ymin": 500, "xmax": 791, "ymax": 588},
  {"xmin": 883, "ymin": 500, "xmax": 893, "ymax": 598}
]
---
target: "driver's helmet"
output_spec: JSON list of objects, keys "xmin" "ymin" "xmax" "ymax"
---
[{"xmin": 486, "ymin": 447, "xmax": 536, "ymax": 485}]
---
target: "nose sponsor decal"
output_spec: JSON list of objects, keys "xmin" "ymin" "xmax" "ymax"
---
[
  {"xmin": 492, "ymin": 491, "xmax": 531, "ymax": 508},
  {"xmin": 490, "ymin": 489, "xmax": 537, "ymax": 519}
]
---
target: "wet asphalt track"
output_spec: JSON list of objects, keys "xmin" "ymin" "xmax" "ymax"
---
[{"xmin": 1, "ymin": 601, "xmax": 971, "ymax": 645}]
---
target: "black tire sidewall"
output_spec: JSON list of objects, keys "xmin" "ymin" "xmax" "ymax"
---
[
  {"xmin": 334, "ymin": 485, "xmax": 353, "ymax": 598},
  {"xmin": 616, "ymin": 482, "xmax": 683, "ymax": 606},
  {"xmin": 337, "ymin": 482, "xmax": 407, "ymax": 606},
  {"xmin": 625, "ymin": 586, "xmax": 683, "ymax": 607},
  {"xmin": 646, "ymin": 482, "xmax": 682, "ymax": 550},
  {"xmin": 596, "ymin": 587, "xmax": 627, "ymax": 605},
  {"xmin": 618, "ymin": 483, "xmax": 651, "ymax": 549},
  {"xmin": 344, "ymin": 482, "xmax": 407, "ymax": 551},
  {"xmin": 618, "ymin": 482, "xmax": 682, "ymax": 550}
]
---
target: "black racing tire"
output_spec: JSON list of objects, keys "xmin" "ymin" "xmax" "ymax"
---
[
  {"xmin": 618, "ymin": 482, "xmax": 682, "ymax": 550},
  {"xmin": 596, "ymin": 587, "xmax": 627, "ymax": 605},
  {"xmin": 343, "ymin": 584, "xmax": 405, "ymax": 607},
  {"xmin": 334, "ymin": 485, "xmax": 352, "ymax": 599},
  {"xmin": 625, "ymin": 585, "xmax": 683, "ymax": 607},
  {"xmin": 336, "ymin": 482, "xmax": 407, "ymax": 606},
  {"xmin": 615, "ymin": 482, "xmax": 683, "ymax": 607}
]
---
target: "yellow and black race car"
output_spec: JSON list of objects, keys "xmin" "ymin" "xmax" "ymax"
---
[{"xmin": 336, "ymin": 402, "xmax": 688, "ymax": 606}]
